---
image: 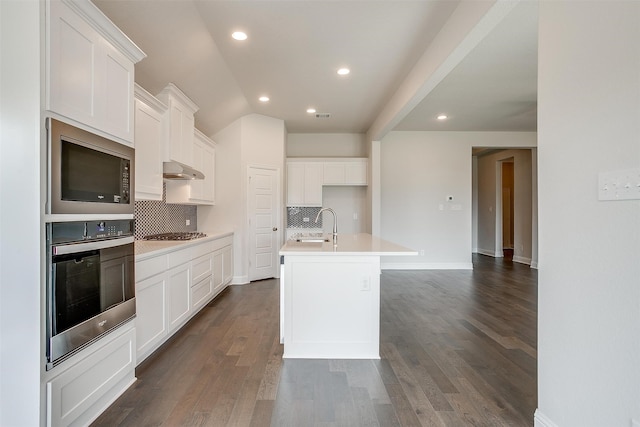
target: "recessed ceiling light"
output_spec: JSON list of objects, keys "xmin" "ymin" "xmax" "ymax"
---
[
  {"xmin": 232, "ymin": 31, "xmax": 247, "ymax": 41},
  {"xmin": 259, "ymin": 96, "xmax": 269, "ymax": 102},
  {"xmin": 437, "ymin": 114, "xmax": 448, "ymax": 120},
  {"xmin": 337, "ymin": 68, "xmax": 350, "ymax": 76},
  {"xmin": 306, "ymin": 108, "xmax": 316, "ymax": 114}
]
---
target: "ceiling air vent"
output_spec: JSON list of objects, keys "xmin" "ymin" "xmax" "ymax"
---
[{"xmin": 315, "ymin": 113, "xmax": 331, "ymax": 119}]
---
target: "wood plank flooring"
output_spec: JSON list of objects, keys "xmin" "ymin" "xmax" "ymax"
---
[{"xmin": 92, "ymin": 254, "xmax": 537, "ymax": 426}]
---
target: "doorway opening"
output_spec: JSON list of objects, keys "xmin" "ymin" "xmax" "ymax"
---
[{"xmin": 500, "ymin": 159, "xmax": 515, "ymax": 261}]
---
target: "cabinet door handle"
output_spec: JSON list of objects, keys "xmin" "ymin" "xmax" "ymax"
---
[{"xmin": 273, "ymin": 227, "xmax": 278, "ymax": 231}]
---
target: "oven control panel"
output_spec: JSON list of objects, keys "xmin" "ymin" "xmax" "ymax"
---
[{"xmin": 48, "ymin": 220, "xmax": 134, "ymax": 244}]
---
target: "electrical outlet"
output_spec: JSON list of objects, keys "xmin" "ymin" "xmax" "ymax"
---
[
  {"xmin": 361, "ymin": 277, "xmax": 371, "ymax": 291},
  {"xmin": 353, "ymin": 212, "xmax": 358, "ymax": 220},
  {"xmin": 419, "ymin": 249, "xmax": 425, "ymax": 256},
  {"xmin": 185, "ymin": 219, "xmax": 190, "ymax": 226}
]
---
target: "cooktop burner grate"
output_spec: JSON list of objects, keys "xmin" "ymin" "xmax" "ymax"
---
[{"xmin": 143, "ymin": 232, "xmax": 207, "ymax": 241}]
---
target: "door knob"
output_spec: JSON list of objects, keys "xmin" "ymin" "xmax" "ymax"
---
[{"xmin": 273, "ymin": 227, "xmax": 278, "ymax": 231}]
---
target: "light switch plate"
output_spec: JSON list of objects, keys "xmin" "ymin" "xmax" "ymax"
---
[{"xmin": 598, "ymin": 168, "xmax": 640, "ymax": 200}]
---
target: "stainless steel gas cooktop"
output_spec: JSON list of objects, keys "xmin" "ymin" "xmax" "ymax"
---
[{"xmin": 143, "ymin": 232, "xmax": 207, "ymax": 241}]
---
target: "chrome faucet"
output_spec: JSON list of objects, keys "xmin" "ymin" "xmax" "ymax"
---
[{"xmin": 315, "ymin": 207, "xmax": 338, "ymax": 241}]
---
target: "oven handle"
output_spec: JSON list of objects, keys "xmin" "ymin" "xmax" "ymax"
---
[{"xmin": 53, "ymin": 236, "xmax": 134, "ymax": 255}]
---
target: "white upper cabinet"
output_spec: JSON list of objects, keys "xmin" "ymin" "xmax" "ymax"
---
[
  {"xmin": 323, "ymin": 159, "xmax": 368, "ymax": 186},
  {"xmin": 165, "ymin": 128, "xmax": 216, "ymax": 205},
  {"xmin": 286, "ymin": 158, "xmax": 367, "ymax": 206},
  {"xmin": 46, "ymin": 0, "xmax": 145, "ymax": 145},
  {"xmin": 286, "ymin": 162, "xmax": 323, "ymax": 206},
  {"xmin": 156, "ymin": 83, "xmax": 198, "ymax": 166},
  {"xmin": 134, "ymin": 84, "xmax": 166, "ymax": 201}
]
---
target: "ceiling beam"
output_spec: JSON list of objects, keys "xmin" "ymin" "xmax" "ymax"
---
[{"xmin": 366, "ymin": 0, "xmax": 521, "ymax": 142}]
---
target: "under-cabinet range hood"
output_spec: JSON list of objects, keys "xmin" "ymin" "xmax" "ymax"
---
[{"xmin": 163, "ymin": 161, "xmax": 205, "ymax": 180}]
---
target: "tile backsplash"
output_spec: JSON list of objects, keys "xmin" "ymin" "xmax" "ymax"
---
[
  {"xmin": 134, "ymin": 183, "xmax": 197, "ymax": 239},
  {"xmin": 287, "ymin": 206, "xmax": 322, "ymax": 229}
]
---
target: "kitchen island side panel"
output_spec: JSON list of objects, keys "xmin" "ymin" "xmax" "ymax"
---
[{"xmin": 282, "ymin": 255, "xmax": 380, "ymax": 359}]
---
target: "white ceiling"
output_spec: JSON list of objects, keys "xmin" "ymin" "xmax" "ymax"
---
[{"xmin": 93, "ymin": 0, "xmax": 538, "ymax": 138}]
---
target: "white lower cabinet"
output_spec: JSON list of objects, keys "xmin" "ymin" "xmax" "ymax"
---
[
  {"xmin": 167, "ymin": 262, "xmax": 191, "ymax": 333},
  {"xmin": 135, "ymin": 273, "xmax": 168, "ymax": 362},
  {"xmin": 46, "ymin": 322, "xmax": 136, "ymax": 427},
  {"xmin": 134, "ymin": 235, "xmax": 233, "ymax": 365}
]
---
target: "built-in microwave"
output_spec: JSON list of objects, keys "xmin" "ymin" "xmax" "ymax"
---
[{"xmin": 47, "ymin": 118, "xmax": 135, "ymax": 215}]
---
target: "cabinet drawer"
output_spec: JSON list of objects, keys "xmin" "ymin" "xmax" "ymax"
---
[
  {"xmin": 191, "ymin": 253, "xmax": 213, "ymax": 285},
  {"xmin": 192, "ymin": 240, "xmax": 214, "ymax": 258},
  {"xmin": 211, "ymin": 235, "xmax": 233, "ymax": 252},
  {"xmin": 191, "ymin": 277, "xmax": 213, "ymax": 311},
  {"xmin": 136, "ymin": 255, "xmax": 167, "ymax": 282},
  {"xmin": 46, "ymin": 327, "xmax": 135, "ymax": 427},
  {"xmin": 168, "ymin": 247, "xmax": 192, "ymax": 269}
]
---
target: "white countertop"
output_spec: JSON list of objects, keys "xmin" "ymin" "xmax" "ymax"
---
[
  {"xmin": 135, "ymin": 230, "xmax": 233, "ymax": 259},
  {"xmin": 279, "ymin": 233, "xmax": 417, "ymax": 256}
]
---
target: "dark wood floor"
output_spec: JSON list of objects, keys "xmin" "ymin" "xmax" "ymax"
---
[{"xmin": 92, "ymin": 254, "xmax": 537, "ymax": 426}]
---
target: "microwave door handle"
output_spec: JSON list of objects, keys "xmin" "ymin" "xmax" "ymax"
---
[{"xmin": 53, "ymin": 236, "xmax": 134, "ymax": 255}]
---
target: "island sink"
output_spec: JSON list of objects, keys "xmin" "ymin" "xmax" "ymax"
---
[{"xmin": 295, "ymin": 237, "xmax": 330, "ymax": 243}]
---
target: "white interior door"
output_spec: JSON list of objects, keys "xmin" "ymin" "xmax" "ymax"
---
[{"xmin": 248, "ymin": 167, "xmax": 279, "ymax": 281}]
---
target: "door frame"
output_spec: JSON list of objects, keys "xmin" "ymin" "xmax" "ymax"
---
[{"xmin": 246, "ymin": 164, "xmax": 282, "ymax": 281}]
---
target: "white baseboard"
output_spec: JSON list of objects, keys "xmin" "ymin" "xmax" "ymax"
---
[
  {"xmin": 477, "ymin": 248, "xmax": 497, "ymax": 257},
  {"xmin": 534, "ymin": 409, "xmax": 558, "ymax": 427},
  {"xmin": 232, "ymin": 275, "xmax": 249, "ymax": 285},
  {"xmin": 530, "ymin": 260, "xmax": 539, "ymax": 269},
  {"xmin": 513, "ymin": 255, "xmax": 532, "ymax": 265},
  {"xmin": 381, "ymin": 262, "xmax": 473, "ymax": 270}
]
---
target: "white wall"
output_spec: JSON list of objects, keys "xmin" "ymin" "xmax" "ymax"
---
[
  {"xmin": 198, "ymin": 114, "xmax": 285, "ymax": 284},
  {"xmin": 536, "ymin": 3, "xmax": 640, "ymax": 427},
  {"xmin": 287, "ymin": 133, "xmax": 366, "ymax": 157},
  {"xmin": 378, "ymin": 131, "xmax": 535, "ymax": 269},
  {"xmin": 476, "ymin": 149, "xmax": 533, "ymax": 264},
  {"xmin": 0, "ymin": 1, "xmax": 44, "ymax": 425},
  {"xmin": 321, "ymin": 186, "xmax": 367, "ymax": 235}
]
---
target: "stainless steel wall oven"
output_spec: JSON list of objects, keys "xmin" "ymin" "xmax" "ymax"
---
[{"xmin": 46, "ymin": 220, "xmax": 135, "ymax": 370}]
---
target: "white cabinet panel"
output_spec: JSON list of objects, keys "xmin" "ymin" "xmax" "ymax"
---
[
  {"xmin": 166, "ymin": 128, "xmax": 216, "ymax": 205},
  {"xmin": 212, "ymin": 250, "xmax": 224, "ymax": 295},
  {"xmin": 135, "ymin": 274, "xmax": 167, "ymax": 363},
  {"xmin": 304, "ymin": 163, "xmax": 323, "ymax": 205},
  {"xmin": 191, "ymin": 276, "xmax": 213, "ymax": 311},
  {"xmin": 103, "ymin": 44, "xmax": 134, "ymax": 141},
  {"xmin": 46, "ymin": 0, "xmax": 143, "ymax": 144},
  {"xmin": 157, "ymin": 83, "xmax": 198, "ymax": 166},
  {"xmin": 134, "ymin": 85, "xmax": 166, "ymax": 201},
  {"xmin": 48, "ymin": 1, "xmax": 99, "ymax": 127},
  {"xmin": 344, "ymin": 161, "xmax": 367, "ymax": 185},
  {"xmin": 46, "ymin": 325, "xmax": 135, "ymax": 427},
  {"xmin": 323, "ymin": 160, "xmax": 368, "ymax": 186},
  {"xmin": 191, "ymin": 253, "xmax": 213, "ymax": 284},
  {"xmin": 286, "ymin": 163, "xmax": 305, "ymax": 205},
  {"xmin": 167, "ymin": 263, "xmax": 190, "ymax": 333},
  {"xmin": 286, "ymin": 162, "xmax": 323, "ymax": 206},
  {"xmin": 323, "ymin": 163, "xmax": 346, "ymax": 185},
  {"xmin": 222, "ymin": 245, "xmax": 233, "ymax": 286}
]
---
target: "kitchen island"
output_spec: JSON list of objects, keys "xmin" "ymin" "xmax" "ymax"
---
[{"xmin": 279, "ymin": 233, "xmax": 416, "ymax": 359}]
